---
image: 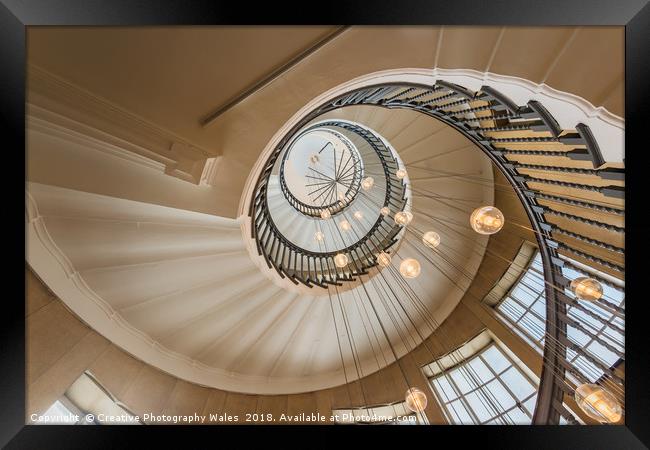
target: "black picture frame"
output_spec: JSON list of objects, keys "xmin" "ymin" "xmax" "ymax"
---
[{"xmin": 2, "ymin": 0, "xmax": 648, "ymax": 447}]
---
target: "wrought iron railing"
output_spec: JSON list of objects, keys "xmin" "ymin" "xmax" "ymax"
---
[
  {"xmin": 248, "ymin": 79, "xmax": 624, "ymax": 424},
  {"xmin": 250, "ymin": 121, "xmax": 407, "ymax": 288},
  {"xmin": 278, "ymin": 125, "xmax": 363, "ymax": 217}
]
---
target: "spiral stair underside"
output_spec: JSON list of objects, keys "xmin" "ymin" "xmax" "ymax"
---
[
  {"xmin": 24, "ymin": 27, "xmax": 624, "ymax": 420},
  {"xmin": 26, "ymin": 106, "xmax": 493, "ymax": 393}
]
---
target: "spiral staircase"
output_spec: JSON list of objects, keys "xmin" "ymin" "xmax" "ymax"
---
[{"xmin": 25, "ymin": 26, "xmax": 624, "ymax": 425}]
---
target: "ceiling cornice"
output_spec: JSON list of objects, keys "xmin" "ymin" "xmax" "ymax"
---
[{"xmin": 27, "ymin": 64, "xmax": 215, "ymax": 184}]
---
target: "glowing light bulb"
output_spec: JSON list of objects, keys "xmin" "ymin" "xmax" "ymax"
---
[
  {"xmin": 353, "ymin": 211, "xmax": 363, "ymax": 221},
  {"xmin": 470, "ymin": 206, "xmax": 504, "ymax": 235},
  {"xmin": 394, "ymin": 211, "xmax": 414, "ymax": 226},
  {"xmin": 396, "ymin": 169, "xmax": 407, "ymax": 179},
  {"xmin": 574, "ymin": 383, "xmax": 622, "ymax": 423},
  {"xmin": 405, "ymin": 388, "xmax": 428, "ymax": 413},
  {"xmin": 570, "ymin": 277, "xmax": 603, "ymax": 301},
  {"xmin": 334, "ymin": 253, "xmax": 348, "ymax": 268},
  {"xmin": 320, "ymin": 209, "xmax": 331, "ymax": 220},
  {"xmin": 422, "ymin": 231, "xmax": 441, "ymax": 249},
  {"xmin": 309, "ymin": 154, "xmax": 320, "ymax": 164},
  {"xmin": 361, "ymin": 177, "xmax": 374, "ymax": 191},
  {"xmin": 380, "ymin": 206, "xmax": 390, "ymax": 216},
  {"xmin": 339, "ymin": 220, "xmax": 351, "ymax": 231},
  {"xmin": 399, "ymin": 258, "xmax": 421, "ymax": 279},
  {"xmin": 338, "ymin": 192, "xmax": 346, "ymax": 202},
  {"xmin": 314, "ymin": 231, "xmax": 324, "ymax": 242},
  {"xmin": 376, "ymin": 252, "xmax": 391, "ymax": 268}
]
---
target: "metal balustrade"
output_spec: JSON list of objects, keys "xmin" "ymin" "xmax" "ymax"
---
[
  {"xmin": 278, "ymin": 125, "xmax": 364, "ymax": 218},
  {"xmin": 250, "ymin": 121, "xmax": 407, "ymax": 288},
  {"xmin": 248, "ymin": 79, "xmax": 625, "ymax": 424}
]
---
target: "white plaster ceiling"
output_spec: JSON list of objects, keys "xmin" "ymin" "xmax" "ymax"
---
[{"xmin": 26, "ymin": 104, "xmax": 494, "ymax": 394}]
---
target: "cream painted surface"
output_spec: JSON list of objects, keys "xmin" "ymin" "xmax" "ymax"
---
[
  {"xmin": 239, "ymin": 68, "xmax": 624, "ymax": 221},
  {"xmin": 28, "ymin": 26, "xmax": 623, "ymax": 218},
  {"xmin": 27, "ymin": 26, "xmax": 338, "ymax": 152},
  {"xmin": 26, "ymin": 89, "xmax": 494, "ymax": 393},
  {"xmin": 25, "ymin": 25, "xmax": 623, "ymax": 404},
  {"xmin": 27, "ymin": 267, "xmax": 486, "ymax": 423},
  {"xmin": 26, "ymin": 116, "xmax": 239, "ymax": 218}
]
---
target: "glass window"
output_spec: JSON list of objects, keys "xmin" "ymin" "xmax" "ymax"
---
[
  {"xmin": 495, "ymin": 251, "xmax": 625, "ymax": 383},
  {"xmin": 428, "ymin": 342, "xmax": 538, "ymax": 425},
  {"xmin": 32, "ymin": 372, "xmax": 141, "ymax": 425},
  {"xmin": 38, "ymin": 400, "xmax": 83, "ymax": 425}
]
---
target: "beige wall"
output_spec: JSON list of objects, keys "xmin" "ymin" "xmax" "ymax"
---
[
  {"xmin": 27, "ymin": 26, "xmax": 624, "ymax": 219},
  {"xmin": 26, "ymin": 167, "xmax": 615, "ymax": 425},
  {"xmin": 21, "ymin": 170, "xmax": 556, "ymax": 424},
  {"xmin": 26, "ymin": 263, "xmax": 487, "ymax": 425}
]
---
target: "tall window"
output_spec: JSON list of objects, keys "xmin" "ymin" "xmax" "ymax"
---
[
  {"xmin": 496, "ymin": 251, "xmax": 625, "ymax": 384},
  {"xmin": 32, "ymin": 372, "xmax": 141, "ymax": 425},
  {"xmin": 425, "ymin": 340, "xmax": 538, "ymax": 424}
]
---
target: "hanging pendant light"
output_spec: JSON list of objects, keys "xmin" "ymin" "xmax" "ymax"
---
[
  {"xmin": 353, "ymin": 211, "xmax": 363, "ymax": 221},
  {"xmin": 339, "ymin": 220, "xmax": 351, "ymax": 231},
  {"xmin": 376, "ymin": 251, "xmax": 391, "ymax": 268},
  {"xmin": 574, "ymin": 383, "xmax": 622, "ymax": 423},
  {"xmin": 361, "ymin": 177, "xmax": 374, "ymax": 191},
  {"xmin": 470, "ymin": 206, "xmax": 504, "ymax": 235},
  {"xmin": 334, "ymin": 253, "xmax": 348, "ymax": 268},
  {"xmin": 314, "ymin": 231, "xmax": 324, "ymax": 242},
  {"xmin": 570, "ymin": 277, "xmax": 603, "ymax": 301},
  {"xmin": 380, "ymin": 206, "xmax": 390, "ymax": 216},
  {"xmin": 394, "ymin": 211, "xmax": 414, "ymax": 226},
  {"xmin": 396, "ymin": 169, "xmax": 407, "ymax": 179},
  {"xmin": 399, "ymin": 258, "xmax": 421, "ymax": 278},
  {"xmin": 320, "ymin": 209, "xmax": 331, "ymax": 220},
  {"xmin": 405, "ymin": 388, "xmax": 428, "ymax": 412},
  {"xmin": 422, "ymin": 231, "xmax": 441, "ymax": 249},
  {"xmin": 309, "ymin": 154, "xmax": 320, "ymax": 165}
]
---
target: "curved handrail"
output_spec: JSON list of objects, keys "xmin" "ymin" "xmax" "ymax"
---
[
  {"xmin": 248, "ymin": 79, "xmax": 624, "ymax": 424},
  {"xmin": 277, "ymin": 126, "xmax": 363, "ymax": 218},
  {"xmin": 251, "ymin": 120, "xmax": 407, "ymax": 288}
]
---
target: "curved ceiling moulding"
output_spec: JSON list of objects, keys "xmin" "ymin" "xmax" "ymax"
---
[
  {"xmin": 27, "ymin": 183, "xmax": 483, "ymax": 394},
  {"xmin": 242, "ymin": 118, "xmax": 423, "ymax": 295},
  {"xmin": 237, "ymin": 68, "xmax": 623, "ymax": 418},
  {"xmin": 26, "ymin": 68, "xmax": 624, "ymax": 400},
  {"xmin": 26, "ymin": 188, "xmax": 351, "ymax": 394},
  {"xmin": 239, "ymin": 67, "xmax": 624, "ymax": 217}
]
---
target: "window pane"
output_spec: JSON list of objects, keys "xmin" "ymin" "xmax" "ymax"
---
[
  {"xmin": 485, "ymin": 379, "xmax": 516, "ymax": 411},
  {"xmin": 568, "ymin": 307, "xmax": 602, "ymax": 331},
  {"xmin": 516, "ymin": 313, "xmax": 545, "ymax": 342},
  {"xmin": 511, "ymin": 286, "xmax": 536, "ymax": 307},
  {"xmin": 567, "ymin": 325, "xmax": 591, "ymax": 347},
  {"xmin": 523, "ymin": 396, "xmax": 537, "ymax": 416},
  {"xmin": 586, "ymin": 341, "xmax": 620, "ymax": 368},
  {"xmin": 500, "ymin": 299, "xmax": 526, "ymax": 322},
  {"xmin": 449, "ymin": 370, "xmax": 474, "ymax": 395},
  {"xmin": 481, "ymin": 346, "xmax": 510, "ymax": 374},
  {"xmin": 499, "ymin": 300, "xmax": 523, "ymax": 324},
  {"xmin": 495, "ymin": 250, "xmax": 625, "ymax": 404},
  {"xmin": 530, "ymin": 299, "xmax": 546, "ymax": 319},
  {"xmin": 467, "ymin": 357, "xmax": 494, "ymax": 383},
  {"xmin": 433, "ymin": 377, "xmax": 457, "ymax": 402},
  {"xmin": 499, "ymin": 367, "xmax": 535, "ymax": 400},
  {"xmin": 38, "ymin": 401, "xmax": 80, "ymax": 425},
  {"xmin": 449, "ymin": 400, "xmax": 474, "ymax": 424},
  {"xmin": 465, "ymin": 392, "xmax": 494, "ymax": 423},
  {"xmin": 428, "ymin": 340, "xmax": 541, "ymax": 425},
  {"xmin": 506, "ymin": 406, "xmax": 531, "ymax": 424}
]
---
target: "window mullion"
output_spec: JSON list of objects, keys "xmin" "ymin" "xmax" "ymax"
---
[{"xmin": 445, "ymin": 371, "xmax": 482, "ymax": 425}]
